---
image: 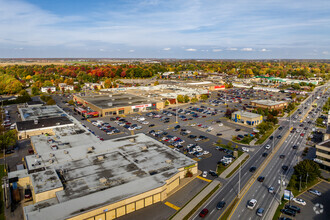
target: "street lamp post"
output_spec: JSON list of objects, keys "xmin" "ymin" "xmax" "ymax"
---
[
  {"xmin": 305, "ymin": 173, "xmax": 309, "ymax": 188},
  {"xmin": 299, "ymin": 176, "xmax": 302, "ymax": 192},
  {"xmin": 238, "ymin": 157, "xmax": 241, "ymax": 198}
]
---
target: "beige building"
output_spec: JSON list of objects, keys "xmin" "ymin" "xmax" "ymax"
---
[
  {"xmin": 8, "ymin": 130, "xmax": 197, "ymax": 220},
  {"xmin": 73, "ymin": 93, "xmax": 165, "ymax": 117},
  {"xmin": 315, "ymin": 140, "xmax": 330, "ymax": 171},
  {"xmin": 250, "ymin": 100, "xmax": 288, "ymax": 111},
  {"xmin": 231, "ymin": 110, "xmax": 263, "ymax": 127}
]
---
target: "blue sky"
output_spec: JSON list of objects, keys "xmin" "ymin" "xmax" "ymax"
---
[{"xmin": 0, "ymin": 0, "xmax": 329, "ymax": 59}]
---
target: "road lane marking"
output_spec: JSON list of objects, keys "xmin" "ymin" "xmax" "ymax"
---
[
  {"xmin": 210, "ymin": 209, "xmax": 215, "ymax": 215},
  {"xmin": 196, "ymin": 176, "xmax": 212, "ymax": 182},
  {"xmin": 230, "ymin": 189, "xmax": 233, "ymax": 192},
  {"xmin": 164, "ymin": 202, "xmax": 180, "ymax": 211}
]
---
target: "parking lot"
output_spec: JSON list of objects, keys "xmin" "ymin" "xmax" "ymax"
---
[{"xmin": 280, "ymin": 180, "xmax": 330, "ymax": 220}]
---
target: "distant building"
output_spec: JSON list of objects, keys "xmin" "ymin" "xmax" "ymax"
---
[
  {"xmin": 250, "ymin": 100, "xmax": 288, "ymax": 111},
  {"xmin": 231, "ymin": 110, "xmax": 263, "ymax": 126},
  {"xmin": 84, "ymin": 82, "xmax": 102, "ymax": 90},
  {"xmin": 315, "ymin": 140, "xmax": 330, "ymax": 171},
  {"xmin": 40, "ymin": 86, "xmax": 56, "ymax": 93},
  {"xmin": 59, "ymin": 83, "xmax": 74, "ymax": 91},
  {"xmin": 209, "ymin": 85, "xmax": 225, "ymax": 91}
]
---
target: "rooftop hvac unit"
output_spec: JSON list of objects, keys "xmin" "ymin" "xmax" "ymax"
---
[
  {"xmin": 64, "ymin": 150, "xmax": 69, "ymax": 154},
  {"xmin": 107, "ymin": 102, "xmax": 113, "ymax": 107},
  {"xmin": 49, "ymin": 153, "xmax": 55, "ymax": 157},
  {"xmin": 128, "ymin": 102, "xmax": 132, "ymax": 104},
  {"xmin": 56, "ymin": 122, "xmax": 60, "ymax": 126},
  {"xmin": 109, "ymin": 94, "xmax": 112, "ymax": 97},
  {"xmin": 166, "ymin": 159, "xmax": 172, "ymax": 164},
  {"xmin": 36, "ymin": 154, "xmax": 41, "ymax": 158},
  {"xmin": 140, "ymin": 145, "xmax": 148, "ymax": 151},
  {"xmin": 129, "ymin": 138, "xmax": 135, "ymax": 143},
  {"xmin": 97, "ymin": 155, "xmax": 104, "ymax": 161},
  {"xmin": 129, "ymin": 97, "xmax": 132, "ymax": 100},
  {"xmin": 99, "ymin": 177, "xmax": 108, "ymax": 184},
  {"xmin": 34, "ymin": 119, "xmax": 38, "ymax": 124},
  {"xmin": 49, "ymin": 159, "xmax": 53, "ymax": 164}
]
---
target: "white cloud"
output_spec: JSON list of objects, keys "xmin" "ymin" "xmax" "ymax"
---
[
  {"xmin": 185, "ymin": 48, "xmax": 197, "ymax": 52},
  {"xmin": 99, "ymin": 49, "xmax": 105, "ymax": 52},
  {"xmin": 260, "ymin": 48, "xmax": 270, "ymax": 52},
  {"xmin": 163, "ymin": 47, "xmax": 171, "ymax": 51},
  {"xmin": 226, "ymin": 48, "xmax": 238, "ymax": 51},
  {"xmin": 212, "ymin": 49, "xmax": 222, "ymax": 52},
  {"xmin": 241, "ymin": 48, "xmax": 253, "ymax": 51},
  {"xmin": 322, "ymin": 51, "xmax": 329, "ymax": 55},
  {"xmin": 129, "ymin": 49, "xmax": 135, "ymax": 52}
]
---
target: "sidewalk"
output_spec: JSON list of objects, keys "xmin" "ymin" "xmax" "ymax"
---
[
  {"xmin": 219, "ymin": 153, "xmax": 249, "ymax": 179},
  {"xmin": 171, "ymin": 180, "xmax": 221, "ymax": 220}
]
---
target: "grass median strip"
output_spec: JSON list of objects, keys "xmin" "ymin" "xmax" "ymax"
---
[
  {"xmin": 255, "ymin": 125, "xmax": 279, "ymax": 145},
  {"xmin": 225, "ymin": 155, "xmax": 250, "ymax": 178},
  {"xmin": 219, "ymin": 198, "xmax": 239, "ymax": 220},
  {"xmin": 183, "ymin": 184, "xmax": 220, "ymax": 220}
]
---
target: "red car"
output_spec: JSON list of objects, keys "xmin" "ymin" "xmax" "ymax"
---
[
  {"xmin": 199, "ymin": 208, "xmax": 209, "ymax": 218},
  {"xmin": 300, "ymin": 133, "xmax": 304, "ymax": 137}
]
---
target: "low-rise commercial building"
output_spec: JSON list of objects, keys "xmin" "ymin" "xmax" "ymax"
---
[
  {"xmin": 73, "ymin": 93, "xmax": 164, "ymax": 116},
  {"xmin": 8, "ymin": 129, "xmax": 197, "ymax": 220},
  {"xmin": 315, "ymin": 140, "xmax": 330, "ymax": 170},
  {"xmin": 250, "ymin": 100, "xmax": 288, "ymax": 111},
  {"xmin": 41, "ymin": 86, "xmax": 56, "ymax": 93},
  {"xmin": 231, "ymin": 110, "xmax": 263, "ymax": 126}
]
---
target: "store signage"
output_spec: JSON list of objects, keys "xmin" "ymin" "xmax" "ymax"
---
[{"xmin": 132, "ymin": 104, "xmax": 151, "ymax": 109}]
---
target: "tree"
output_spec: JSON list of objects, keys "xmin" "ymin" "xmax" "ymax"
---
[
  {"xmin": 177, "ymin": 95, "xmax": 184, "ymax": 103},
  {"xmin": 200, "ymin": 94, "xmax": 208, "ymax": 101},
  {"xmin": 165, "ymin": 100, "xmax": 170, "ymax": 106},
  {"xmin": 154, "ymin": 81, "xmax": 159, "ymax": 86},
  {"xmin": 293, "ymin": 159, "xmax": 320, "ymax": 183},
  {"xmin": 0, "ymin": 130, "xmax": 17, "ymax": 150},
  {"xmin": 227, "ymin": 142, "xmax": 232, "ymax": 148},
  {"xmin": 191, "ymin": 97, "xmax": 198, "ymax": 103},
  {"xmin": 184, "ymin": 95, "xmax": 190, "ymax": 103},
  {"xmin": 291, "ymin": 93, "xmax": 297, "ymax": 100},
  {"xmin": 68, "ymin": 100, "xmax": 74, "ymax": 105},
  {"xmin": 32, "ymin": 86, "xmax": 39, "ymax": 96},
  {"xmin": 46, "ymin": 98, "xmax": 56, "ymax": 105}
]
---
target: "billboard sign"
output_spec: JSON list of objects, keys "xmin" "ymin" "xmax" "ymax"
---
[{"xmin": 284, "ymin": 189, "xmax": 293, "ymax": 200}]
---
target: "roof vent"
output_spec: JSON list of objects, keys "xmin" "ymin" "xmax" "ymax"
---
[
  {"xmin": 109, "ymin": 94, "xmax": 112, "ymax": 97},
  {"xmin": 64, "ymin": 150, "xmax": 69, "ymax": 154},
  {"xmin": 87, "ymin": 146, "xmax": 95, "ymax": 153},
  {"xmin": 36, "ymin": 154, "xmax": 41, "ymax": 158},
  {"xmin": 49, "ymin": 159, "xmax": 53, "ymax": 164},
  {"xmin": 129, "ymin": 138, "xmax": 135, "ymax": 143},
  {"xmin": 49, "ymin": 153, "xmax": 55, "ymax": 157},
  {"xmin": 128, "ymin": 102, "xmax": 132, "ymax": 104},
  {"xmin": 140, "ymin": 145, "xmax": 148, "ymax": 151},
  {"xmin": 166, "ymin": 159, "xmax": 172, "ymax": 164},
  {"xmin": 99, "ymin": 177, "xmax": 108, "ymax": 184},
  {"xmin": 129, "ymin": 97, "xmax": 132, "ymax": 100},
  {"xmin": 107, "ymin": 102, "xmax": 113, "ymax": 107},
  {"xmin": 34, "ymin": 119, "xmax": 38, "ymax": 124},
  {"xmin": 98, "ymin": 155, "xmax": 104, "ymax": 161}
]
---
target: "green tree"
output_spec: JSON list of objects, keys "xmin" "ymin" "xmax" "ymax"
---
[
  {"xmin": 154, "ymin": 81, "xmax": 159, "ymax": 86},
  {"xmin": 191, "ymin": 97, "xmax": 198, "ymax": 103},
  {"xmin": 177, "ymin": 95, "xmax": 184, "ymax": 103},
  {"xmin": 165, "ymin": 100, "xmax": 170, "ymax": 106},
  {"xmin": 200, "ymin": 94, "xmax": 208, "ymax": 101},
  {"xmin": 227, "ymin": 142, "xmax": 232, "ymax": 148},
  {"xmin": 293, "ymin": 159, "xmax": 320, "ymax": 183},
  {"xmin": 68, "ymin": 100, "xmax": 74, "ymax": 105},
  {"xmin": 184, "ymin": 95, "xmax": 190, "ymax": 103},
  {"xmin": 46, "ymin": 98, "xmax": 56, "ymax": 105},
  {"xmin": 0, "ymin": 130, "xmax": 17, "ymax": 150},
  {"xmin": 32, "ymin": 86, "xmax": 39, "ymax": 96}
]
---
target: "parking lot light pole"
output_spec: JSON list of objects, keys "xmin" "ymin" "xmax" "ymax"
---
[{"xmin": 299, "ymin": 176, "xmax": 302, "ymax": 192}]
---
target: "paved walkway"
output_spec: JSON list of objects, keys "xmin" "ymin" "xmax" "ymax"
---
[
  {"xmin": 219, "ymin": 153, "xmax": 249, "ymax": 179},
  {"xmin": 171, "ymin": 180, "xmax": 221, "ymax": 220}
]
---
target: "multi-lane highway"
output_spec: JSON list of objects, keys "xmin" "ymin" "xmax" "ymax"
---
[{"xmin": 191, "ymin": 84, "xmax": 329, "ymax": 220}]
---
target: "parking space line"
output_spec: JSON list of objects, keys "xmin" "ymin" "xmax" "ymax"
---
[
  {"xmin": 196, "ymin": 176, "xmax": 212, "ymax": 182},
  {"xmin": 164, "ymin": 202, "xmax": 180, "ymax": 211}
]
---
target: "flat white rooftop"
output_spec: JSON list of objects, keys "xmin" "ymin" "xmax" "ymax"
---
[
  {"xmin": 251, "ymin": 99, "xmax": 287, "ymax": 106},
  {"xmin": 19, "ymin": 105, "xmax": 66, "ymax": 121},
  {"xmin": 24, "ymin": 133, "xmax": 196, "ymax": 220}
]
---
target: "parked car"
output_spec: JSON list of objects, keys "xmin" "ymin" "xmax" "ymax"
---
[
  {"xmin": 281, "ymin": 209, "xmax": 296, "ymax": 216},
  {"xmin": 24, "ymin": 188, "xmax": 32, "ymax": 199},
  {"xmin": 202, "ymin": 171, "xmax": 207, "ymax": 178},
  {"xmin": 293, "ymin": 197, "xmax": 306, "ymax": 206},
  {"xmin": 308, "ymin": 189, "xmax": 321, "ymax": 196},
  {"xmin": 285, "ymin": 205, "xmax": 301, "ymax": 213},
  {"xmin": 209, "ymin": 171, "xmax": 219, "ymax": 177}
]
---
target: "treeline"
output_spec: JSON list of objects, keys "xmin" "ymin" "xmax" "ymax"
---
[{"xmin": 0, "ymin": 74, "xmax": 23, "ymax": 95}]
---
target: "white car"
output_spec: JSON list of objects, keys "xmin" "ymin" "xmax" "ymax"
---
[
  {"xmin": 128, "ymin": 127, "xmax": 135, "ymax": 131},
  {"xmin": 265, "ymin": 145, "xmax": 271, "ymax": 150},
  {"xmin": 203, "ymin": 151, "xmax": 209, "ymax": 155},
  {"xmin": 132, "ymin": 117, "xmax": 137, "ymax": 120},
  {"xmin": 218, "ymin": 123, "xmax": 223, "ymax": 126},
  {"xmin": 308, "ymin": 189, "xmax": 321, "ymax": 196},
  {"xmin": 195, "ymin": 138, "xmax": 202, "ymax": 142},
  {"xmin": 293, "ymin": 197, "xmax": 306, "ymax": 206},
  {"xmin": 190, "ymin": 123, "xmax": 196, "ymax": 127},
  {"xmin": 142, "ymin": 121, "xmax": 149, "ymax": 125},
  {"xmin": 186, "ymin": 130, "xmax": 192, "ymax": 134},
  {"xmin": 196, "ymin": 147, "xmax": 203, "ymax": 152},
  {"xmin": 202, "ymin": 171, "xmax": 208, "ymax": 178},
  {"xmin": 247, "ymin": 199, "xmax": 257, "ymax": 209},
  {"xmin": 242, "ymin": 147, "xmax": 249, "ymax": 152}
]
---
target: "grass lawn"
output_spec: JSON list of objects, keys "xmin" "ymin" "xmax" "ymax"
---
[
  {"xmin": 255, "ymin": 125, "xmax": 279, "ymax": 145},
  {"xmin": 219, "ymin": 198, "xmax": 239, "ymax": 220}
]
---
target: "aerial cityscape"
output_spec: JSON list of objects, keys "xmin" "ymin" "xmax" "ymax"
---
[{"xmin": 0, "ymin": 1, "xmax": 330, "ymax": 220}]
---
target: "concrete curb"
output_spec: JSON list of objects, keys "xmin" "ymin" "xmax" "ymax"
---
[
  {"xmin": 219, "ymin": 153, "xmax": 249, "ymax": 179},
  {"xmin": 171, "ymin": 180, "xmax": 220, "ymax": 220}
]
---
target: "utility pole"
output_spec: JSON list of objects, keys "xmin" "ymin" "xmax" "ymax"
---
[
  {"xmin": 238, "ymin": 157, "xmax": 241, "ymax": 198},
  {"xmin": 305, "ymin": 173, "xmax": 309, "ymax": 188}
]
